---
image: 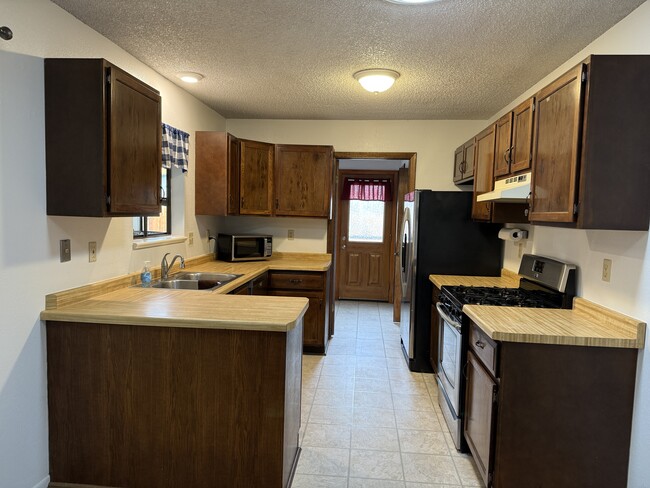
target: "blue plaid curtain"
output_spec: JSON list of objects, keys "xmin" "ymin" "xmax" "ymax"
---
[{"xmin": 162, "ymin": 123, "xmax": 190, "ymax": 173}]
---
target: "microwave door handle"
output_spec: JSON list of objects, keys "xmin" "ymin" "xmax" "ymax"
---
[{"xmin": 436, "ymin": 303, "xmax": 462, "ymax": 331}]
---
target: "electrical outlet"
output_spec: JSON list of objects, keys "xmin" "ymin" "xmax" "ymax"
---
[
  {"xmin": 288, "ymin": 229, "xmax": 295, "ymax": 240},
  {"xmin": 189, "ymin": 232, "xmax": 194, "ymax": 245},
  {"xmin": 59, "ymin": 239, "xmax": 71, "ymax": 263},
  {"xmin": 602, "ymin": 259, "xmax": 612, "ymax": 282},
  {"xmin": 88, "ymin": 241, "xmax": 97, "ymax": 262}
]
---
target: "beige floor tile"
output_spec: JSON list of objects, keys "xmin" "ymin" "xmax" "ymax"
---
[
  {"xmin": 302, "ymin": 423, "xmax": 352, "ymax": 449},
  {"xmin": 357, "ymin": 329, "xmax": 384, "ymax": 340},
  {"xmin": 296, "ymin": 446, "xmax": 350, "ymax": 477},
  {"xmin": 452, "ymin": 455, "xmax": 483, "ymax": 486},
  {"xmin": 353, "ymin": 407, "xmax": 396, "ymax": 428},
  {"xmin": 398, "ymin": 429, "xmax": 449, "ymax": 455},
  {"xmin": 324, "ymin": 354, "xmax": 357, "ymax": 366},
  {"xmin": 291, "ymin": 474, "xmax": 349, "ymax": 488},
  {"xmin": 401, "ymin": 453, "xmax": 461, "ymax": 485},
  {"xmin": 310, "ymin": 403, "xmax": 354, "ymax": 425},
  {"xmin": 395, "ymin": 409, "xmax": 442, "ymax": 431},
  {"xmin": 388, "ymin": 368, "xmax": 425, "ymax": 383},
  {"xmin": 304, "ymin": 373, "xmax": 321, "ymax": 389},
  {"xmin": 350, "ymin": 449, "xmax": 404, "ymax": 480},
  {"xmin": 384, "ymin": 346, "xmax": 404, "ymax": 358},
  {"xmin": 303, "ymin": 387, "xmax": 316, "ymax": 405},
  {"xmin": 404, "ymin": 483, "xmax": 461, "ymax": 488},
  {"xmin": 351, "ymin": 426, "xmax": 400, "ymax": 451},
  {"xmin": 386, "ymin": 356, "xmax": 408, "ymax": 369},
  {"xmin": 329, "ymin": 343, "xmax": 359, "ymax": 356},
  {"xmin": 314, "ymin": 388, "xmax": 354, "ymax": 407},
  {"xmin": 349, "ymin": 478, "xmax": 406, "ymax": 488},
  {"xmin": 354, "ymin": 390, "xmax": 394, "ymax": 409},
  {"xmin": 354, "ymin": 377, "xmax": 392, "ymax": 393},
  {"xmin": 390, "ymin": 379, "xmax": 430, "ymax": 396},
  {"xmin": 318, "ymin": 374, "xmax": 356, "ymax": 391},
  {"xmin": 356, "ymin": 356, "xmax": 388, "ymax": 368},
  {"xmin": 356, "ymin": 365, "xmax": 390, "ymax": 380},
  {"xmin": 392, "ymin": 393, "xmax": 435, "ymax": 412},
  {"xmin": 322, "ymin": 363, "xmax": 357, "ymax": 377}
]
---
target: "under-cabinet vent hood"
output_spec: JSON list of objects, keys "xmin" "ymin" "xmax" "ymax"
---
[{"xmin": 477, "ymin": 172, "xmax": 531, "ymax": 203}]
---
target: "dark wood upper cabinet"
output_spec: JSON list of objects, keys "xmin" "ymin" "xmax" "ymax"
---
[
  {"xmin": 530, "ymin": 64, "xmax": 585, "ymax": 224},
  {"xmin": 494, "ymin": 98, "xmax": 534, "ymax": 180},
  {"xmin": 493, "ymin": 112, "xmax": 513, "ymax": 178},
  {"xmin": 274, "ymin": 145, "xmax": 333, "ymax": 217},
  {"xmin": 195, "ymin": 132, "xmax": 240, "ymax": 216},
  {"xmin": 510, "ymin": 98, "xmax": 535, "ymax": 174},
  {"xmin": 472, "ymin": 125, "xmax": 496, "ymax": 221},
  {"xmin": 530, "ymin": 55, "xmax": 650, "ymax": 230},
  {"xmin": 239, "ymin": 139, "xmax": 274, "ymax": 215},
  {"xmin": 45, "ymin": 59, "xmax": 162, "ymax": 217},
  {"xmin": 453, "ymin": 138, "xmax": 476, "ymax": 184}
]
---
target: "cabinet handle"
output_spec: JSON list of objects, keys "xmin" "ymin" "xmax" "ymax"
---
[
  {"xmin": 460, "ymin": 161, "xmax": 466, "ymax": 174},
  {"xmin": 289, "ymin": 279, "xmax": 303, "ymax": 284},
  {"xmin": 475, "ymin": 340, "xmax": 486, "ymax": 349},
  {"xmin": 525, "ymin": 191, "xmax": 532, "ymax": 217}
]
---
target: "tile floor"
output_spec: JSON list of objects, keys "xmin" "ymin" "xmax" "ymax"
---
[{"xmin": 293, "ymin": 300, "xmax": 483, "ymax": 488}]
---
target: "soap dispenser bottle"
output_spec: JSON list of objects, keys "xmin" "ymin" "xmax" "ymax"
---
[{"xmin": 141, "ymin": 261, "xmax": 152, "ymax": 286}]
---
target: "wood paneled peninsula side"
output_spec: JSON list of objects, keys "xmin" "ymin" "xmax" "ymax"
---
[{"xmin": 41, "ymin": 253, "xmax": 331, "ymax": 488}]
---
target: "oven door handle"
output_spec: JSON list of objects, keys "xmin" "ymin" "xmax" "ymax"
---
[{"xmin": 436, "ymin": 303, "xmax": 462, "ymax": 332}]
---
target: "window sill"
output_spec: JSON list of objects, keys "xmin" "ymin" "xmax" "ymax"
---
[{"xmin": 132, "ymin": 235, "xmax": 188, "ymax": 250}]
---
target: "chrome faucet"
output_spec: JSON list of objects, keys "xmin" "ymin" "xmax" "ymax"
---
[{"xmin": 161, "ymin": 253, "xmax": 185, "ymax": 280}]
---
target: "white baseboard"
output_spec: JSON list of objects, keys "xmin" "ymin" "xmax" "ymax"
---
[{"xmin": 33, "ymin": 475, "xmax": 50, "ymax": 488}]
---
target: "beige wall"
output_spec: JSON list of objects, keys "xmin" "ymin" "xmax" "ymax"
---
[{"xmin": 223, "ymin": 119, "xmax": 484, "ymax": 252}]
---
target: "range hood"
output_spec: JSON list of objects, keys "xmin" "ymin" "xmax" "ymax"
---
[{"xmin": 477, "ymin": 172, "xmax": 531, "ymax": 203}]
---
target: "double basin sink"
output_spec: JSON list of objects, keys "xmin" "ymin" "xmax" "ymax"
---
[{"xmin": 145, "ymin": 272, "xmax": 243, "ymax": 291}]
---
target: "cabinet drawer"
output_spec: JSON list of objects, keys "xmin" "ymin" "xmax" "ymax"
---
[
  {"xmin": 268, "ymin": 271, "xmax": 324, "ymax": 291},
  {"xmin": 469, "ymin": 323, "xmax": 498, "ymax": 377}
]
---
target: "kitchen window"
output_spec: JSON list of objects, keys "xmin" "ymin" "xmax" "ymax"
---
[{"xmin": 133, "ymin": 167, "xmax": 171, "ymax": 238}]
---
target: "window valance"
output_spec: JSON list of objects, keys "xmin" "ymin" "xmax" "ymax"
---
[
  {"xmin": 341, "ymin": 178, "xmax": 393, "ymax": 202},
  {"xmin": 162, "ymin": 123, "xmax": 190, "ymax": 173}
]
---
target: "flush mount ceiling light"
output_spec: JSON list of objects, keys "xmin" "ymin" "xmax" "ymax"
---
[
  {"xmin": 176, "ymin": 72, "xmax": 204, "ymax": 83},
  {"xmin": 353, "ymin": 69, "xmax": 400, "ymax": 93},
  {"xmin": 384, "ymin": 0, "xmax": 441, "ymax": 4}
]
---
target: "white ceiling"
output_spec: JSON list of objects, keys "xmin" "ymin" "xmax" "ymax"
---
[{"xmin": 51, "ymin": 0, "xmax": 644, "ymax": 120}]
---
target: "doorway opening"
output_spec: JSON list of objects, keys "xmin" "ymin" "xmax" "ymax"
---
[{"xmin": 327, "ymin": 152, "xmax": 416, "ymax": 332}]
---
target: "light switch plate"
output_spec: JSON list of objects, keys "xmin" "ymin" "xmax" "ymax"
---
[
  {"xmin": 60, "ymin": 239, "xmax": 71, "ymax": 262},
  {"xmin": 89, "ymin": 241, "xmax": 97, "ymax": 262},
  {"xmin": 602, "ymin": 259, "xmax": 612, "ymax": 282}
]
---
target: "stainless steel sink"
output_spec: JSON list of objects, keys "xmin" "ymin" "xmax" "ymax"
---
[{"xmin": 145, "ymin": 272, "xmax": 243, "ymax": 291}]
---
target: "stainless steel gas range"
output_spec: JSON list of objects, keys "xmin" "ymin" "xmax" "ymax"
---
[{"xmin": 435, "ymin": 254, "xmax": 577, "ymax": 452}]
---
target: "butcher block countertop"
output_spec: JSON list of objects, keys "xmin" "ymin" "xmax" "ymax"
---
[
  {"xmin": 464, "ymin": 298, "xmax": 646, "ymax": 349},
  {"xmin": 429, "ymin": 268, "xmax": 521, "ymax": 289},
  {"xmin": 41, "ymin": 252, "xmax": 331, "ymax": 332}
]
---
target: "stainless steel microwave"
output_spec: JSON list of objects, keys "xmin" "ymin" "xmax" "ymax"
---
[{"xmin": 216, "ymin": 234, "xmax": 273, "ymax": 262}]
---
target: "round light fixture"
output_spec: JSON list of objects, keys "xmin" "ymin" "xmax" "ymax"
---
[
  {"xmin": 384, "ymin": 0, "xmax": 441, "ymax": 4},
  {"xmin": 176, "ymin": 72, "xmax": 204, "ymax": 83},
  {"xmin": 353, "ymin": 69, "xmax": 400, "ymax": 93}
]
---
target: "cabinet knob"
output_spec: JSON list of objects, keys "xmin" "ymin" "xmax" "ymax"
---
[{"xmin": 475, "ymin": 340, "xmax": 486, "ymax": 349}]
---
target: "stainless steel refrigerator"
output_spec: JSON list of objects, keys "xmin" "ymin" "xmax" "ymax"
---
[{"xmin": 398, "ymin": 190, "xmax": 502, "ymax": 372}]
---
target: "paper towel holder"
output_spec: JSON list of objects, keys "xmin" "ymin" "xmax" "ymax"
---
[{"xmin": 498, "ymin": 228, "xmax": 529, "ymax": 242}]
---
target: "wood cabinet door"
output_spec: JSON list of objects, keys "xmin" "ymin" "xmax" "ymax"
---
[
  {"xmin": 274, "ymin": 145, "xmax": 332, "ymax": 217},
  {"xmin": 463, "ymin": 139, "xmax": 476, "ymax": 180},
  {"xmin": 472, "ymin": 125, "xmax": 496, "ymax": 221},
  {"xmin": 227, "ymin": 134, "xmax": 241, "ymax": 215},
  {"xmin": 453, "ymin": 146, "xmax": 465, "ymax": 183},
  {"xmin": 494, "ymin": 112, "xmax": 513, "ymax": 178},
  {"xmin": 510, "ymin": 98, "xmax": 535, "ymax": 174},
  {"xmin": 108, "ymin": 65, "xmax": 161, "ymax": 215},
  {"xmin": 267, "ymin": 290, "xmax": 324, "ymax": 347},
  {"xmin": 240, "ymin": 140, "xmax": 274, "ymax": 215},
  {"xmin": 465, "ymin": 351, "xmax": 497, "ymax": 488},
  {"xmin": 530, "ymin": 64, "xmax": 586, "ymax": 222}
]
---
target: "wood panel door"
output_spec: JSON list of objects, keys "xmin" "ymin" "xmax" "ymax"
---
[
  {"xmin": 494, "ymin": 112, "xmax": 513, "ymax": 178},
  {"xmin": 465, "ymin": 351, "xmax": 497, "ymax": 488},
  {"xmin": 337, "ymin": 172, "xmax": 396, "ymax": 301},
  {"xmin": 274, "ymin": 144, "xmax": 332, "ymax": 217},
  {"xmin": 530, "ymin": 64, "xmax": 586, "ymax": 223},
  {"xmin": 472, "ymin": 125, "xmax": 496, "ymax": 221},
  {"xmin": 510, "ymin": 97, "xmax": 535, "ymax": 174},
  {"xmin": 239, "ymin": 139, "xmax": 274, "ymax": 215}
]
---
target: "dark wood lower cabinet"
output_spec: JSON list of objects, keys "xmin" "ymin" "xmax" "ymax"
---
[
  {"xmin": 46, "ymin": 320, "xmax": 303, "ymax": 488},
  {"xmin": 268, "ymin": 270, "xmax": 330, "ymax": 354},
  {"xmin": 465, "ymin": 322, "xmax": 638, "ymax": 488}
]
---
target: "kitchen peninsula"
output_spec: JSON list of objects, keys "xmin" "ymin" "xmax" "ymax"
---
[{"xmin": 41, "ymin": 253, "xmax": 331, "ymax": 488}]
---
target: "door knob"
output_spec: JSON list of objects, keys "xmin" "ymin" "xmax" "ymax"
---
[{"xmin": 342, "ymin": 244, "xmax": 346, "ymax": 249}]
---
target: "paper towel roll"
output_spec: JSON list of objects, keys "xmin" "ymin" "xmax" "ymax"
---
[{"xmin": 498, "ymin": 228, "xmax": 528, "ymax": 242}]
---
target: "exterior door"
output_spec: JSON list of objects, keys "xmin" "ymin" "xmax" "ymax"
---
[{"xmin": 337, "ymin": 172, "xmax": 395, "ymax": 301}]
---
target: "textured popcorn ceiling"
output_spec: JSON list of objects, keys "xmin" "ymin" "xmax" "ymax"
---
[{"xmin": 52, "ymin": 0, "xmax": 644, "ymax": 119}]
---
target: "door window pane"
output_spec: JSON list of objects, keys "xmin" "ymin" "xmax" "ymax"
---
[{"xmin": 348, "ymin": 200, "xmax": 385, "ymax": 242}]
